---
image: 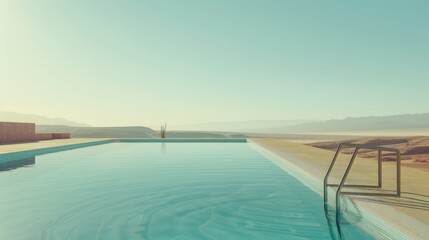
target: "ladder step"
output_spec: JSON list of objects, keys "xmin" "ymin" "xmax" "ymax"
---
[
  {"xmin": 327, "ymin": 183, "xmax": 380, "ymax": 189},
  {"xmin": 340, "ymin": 191, "xmax": 399, "ymax": 197}
]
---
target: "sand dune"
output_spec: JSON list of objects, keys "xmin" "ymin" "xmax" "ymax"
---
[{"xmin": 309, "ymin": 137, "xmax": 429, "ymax": 171}]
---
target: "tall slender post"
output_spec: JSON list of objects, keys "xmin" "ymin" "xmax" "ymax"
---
[
  {"xmin": 378, "ymin": 149, "xmax": 382, "ymax": 188},
  {"xmin": 396, "ymin": 150, "xmax": 401, "ymax": 197}
]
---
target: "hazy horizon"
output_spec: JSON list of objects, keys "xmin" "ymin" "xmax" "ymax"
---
[
  {"xmin": 1, "ymin": 1, "xmax": 428, "ymax": 126},
  {"xmin": 4, "ymin": 110, "xmax": 429, "ymax": 135}
]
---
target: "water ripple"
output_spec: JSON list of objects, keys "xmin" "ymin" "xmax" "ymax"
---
[{"xmin": 0, "ymin": 143, "xmax": 375, "ymax": 240}]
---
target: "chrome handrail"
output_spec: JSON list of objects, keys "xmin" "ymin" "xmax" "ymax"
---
[
  {"xmin": 323, "ymin": 143, "xmax": 401, "ymax": 239},
  {"xmin": 324, "ymin": 143, "xmax": 401, "ymax": 203}
]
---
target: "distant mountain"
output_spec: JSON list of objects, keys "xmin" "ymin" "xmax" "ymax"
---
[
  {"xmin": 172, "ymin": 120, "xmax": 316, "ymax": 132},
  {"xmin": 266, "ymin": 113, "xmax": 429, "ymax": 133},
  {"xmin": 0, "ymin": 111, "xmax": 90, "ymax": 127}
]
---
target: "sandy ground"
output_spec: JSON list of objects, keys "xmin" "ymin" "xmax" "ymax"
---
[
  {"xmin": 300, "ymin": 129, "xmax": 429, "ymax": 137},
  {"xmin": 309, "ymin": 136, "xmax": 429, "ymax": 171},
  {"xmin": 251, "ymin": 138, "xmax": 429, "ymax": 239}
]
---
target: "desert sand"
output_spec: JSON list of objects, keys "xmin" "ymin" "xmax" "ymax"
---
[{"xmin": 310, "ymin": 136, "xmax": 429, "ymax": 171}]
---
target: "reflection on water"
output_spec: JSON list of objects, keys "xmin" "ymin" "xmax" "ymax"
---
[
  {"xmin": 161, "ymin": 142, "xmax": 166, "ymax": 153},
  {"xmin": 324, "ymin": 198, "xmax": 370, "ymax": 240},
  {"xmin": 0, "ymin": 156, "xmax": 36, "ymax": 172}
]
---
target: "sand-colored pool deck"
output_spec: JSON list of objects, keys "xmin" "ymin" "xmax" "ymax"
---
[
  {"xmin": 0, "ymin": 138, "xmax": 108, "ymax": 154},
  {"xmin": 0, "ymin": 138, "xmax": 427, "ymax": 239},
  {"xmin": 251, "ymin": 138, "xmax": 428, "ymax": 240}
]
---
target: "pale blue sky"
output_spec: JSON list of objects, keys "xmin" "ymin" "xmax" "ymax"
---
[{"xmin": 1, "ymin": 1, "xmax": 428, "ymax": 126}]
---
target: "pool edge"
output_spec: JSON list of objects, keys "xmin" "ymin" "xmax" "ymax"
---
[{"xmin": 0, "ymin": 138, "xmax": 248, "ymax": 164}]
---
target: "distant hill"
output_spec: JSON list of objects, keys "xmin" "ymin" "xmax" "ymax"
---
[
  {"xmin": 266, "ymin": 113, "xmax": 429, "ymax": 133},
  {"xmin": 36, "ymin": 125, "xmax": 249, "ymax": 138},
  {"xmin": 36, "ymin": 125, "xmax": 157, "ymax": 138},
  {"xmin": 0, "ymin": 111, "xmax": 90, "ymax": 127},
  {"xmin": 172, "ymin": 120, "xmax": 315, "ymax": 132},
  {"xmin": 166, "ymin": 131, "xmax": 249, "ymax": 138}
]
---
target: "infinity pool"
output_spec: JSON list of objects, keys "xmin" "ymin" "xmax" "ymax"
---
[{"xmin": 0, "ymin": 142, "xmax": 377, "ymax": 239}]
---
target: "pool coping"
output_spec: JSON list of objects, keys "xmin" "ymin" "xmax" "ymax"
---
[{"xmin": 0, "ymin": 138, "xmax": 247, "ymax": 164}]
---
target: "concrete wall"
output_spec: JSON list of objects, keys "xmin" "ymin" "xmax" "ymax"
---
[
  {"xmin": 0, "ymin": 122, "xmax": 36, "ymax": 144},
  {"xmin": 35, "ymin": 133, "xmax": 53, "ymax": 141},
  {"xmin": 33, "ymin": 133, "xmax": 71, "ymax": 141},
  {"xmin": 0, "ymin": 122, "xmax": 70, "ymax": 144},
  {"xmin": 52, "ymin": 133, "xmax": 70, "ymax": 139}
]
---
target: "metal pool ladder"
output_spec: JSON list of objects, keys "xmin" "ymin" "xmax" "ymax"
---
[{"xmin": 323, "ymin": 143, "xmax": 401, "ymax": 239}]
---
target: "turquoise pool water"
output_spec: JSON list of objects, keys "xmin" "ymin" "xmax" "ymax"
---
[{"xmin": 0, "ymin": 143, "xmax": 376, "ymax": 240}]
